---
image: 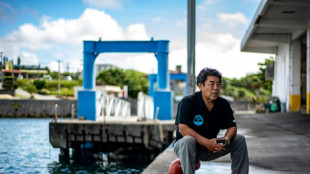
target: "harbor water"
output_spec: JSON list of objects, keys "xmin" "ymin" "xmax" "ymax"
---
[{"xmin": 0, "ymin": 118, "xmax": 148, "ymax": 173}]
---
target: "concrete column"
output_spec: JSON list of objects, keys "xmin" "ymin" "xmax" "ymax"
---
[
  {"xmin": 289, "ymin": 40, "xmax": 301, "ymax": 111},
  {"xmin": 307, "ymin": 22, "xmax": 310, "ymax": 113},
  {"xmin": 83, "ymin": 52, "xmax": 96, "ymax": 90},
  {"xmin": 156, "ymin": 52, "xmax": 169, "ymax": 90},
  {"xmin": 148, "ymin": 74, "xmax": 157, "ymax": 97}
]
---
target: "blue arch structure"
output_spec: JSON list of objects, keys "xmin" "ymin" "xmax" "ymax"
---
[
  {"xmin": 149, "ymin": 73, "xmax": 187, "ymax": 98},
  {"xmin": 78, "ymin": 39, "xmax": 173, "ymax": 121}
]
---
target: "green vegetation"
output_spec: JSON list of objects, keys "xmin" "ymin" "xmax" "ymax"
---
[
  {"xmin": 3, "ymin": 76, "xmax": 17, "ymax": 90},
  {"xmin": 15, "ymin": 79, "xmax": 83, "ymax": 96},
  {"xmin": 221, "ymin": 57, "xmax": 274, "ymax": 103},
  {"xmin": 96, "ymin": 68, "xmax": 148, "ymax": 98}
]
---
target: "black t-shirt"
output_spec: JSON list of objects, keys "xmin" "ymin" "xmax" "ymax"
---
[{"xmin": 175, "ymin": 91, "xmax": 236, "ymax": 142}]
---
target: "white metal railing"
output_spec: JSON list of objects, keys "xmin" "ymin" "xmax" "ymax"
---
[
  {"xmin": 137, "ymin": 92, "xmax": 154, "ymax": 121},
  {"xmin": 97, "ymin": 92, "xmax": 131, "ymax": 121}
]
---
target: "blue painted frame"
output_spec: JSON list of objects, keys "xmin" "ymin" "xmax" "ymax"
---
[
  {"xmin": 149, "ymin": 73, "xmax": 187, "ymax": 98},
  {"xmin": 78, "ymin": 39, "xmax": 173, "ymax": 120}
]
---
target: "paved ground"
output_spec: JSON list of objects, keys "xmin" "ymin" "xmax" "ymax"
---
[
  {"xmin": 143, "ymin": 112, "xmax": 310, "ymax": 173},
  {"xmin": 15, "ymin": 88, "xmax": 60, "ymax": 100}
]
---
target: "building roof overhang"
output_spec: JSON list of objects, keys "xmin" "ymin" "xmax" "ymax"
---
[{"xmin": 241, "ymin": 0, "xmax": 310, "ymax": 54}]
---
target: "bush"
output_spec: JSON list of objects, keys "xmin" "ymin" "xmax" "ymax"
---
[
  {"xmin": 3, "ymin": 76, "xmax": 17, "ymax": 90},
  {"xmin": 25, "ymin": 83, "xmax": 37, "ymax": 94},
  {"xmin": 237, "ymin": 88, "xmax": 246, "ymax": 98},
  {"xmin": 15, "ymin": 79, "xmax": 28, "ymax": 87},
  {"xmin": 222, "ymin": 86, "xmax": 255, "ymax": 101},
  {"xmin": 33, "ymin": 80, "xmax": 46, "ymax": 90}
]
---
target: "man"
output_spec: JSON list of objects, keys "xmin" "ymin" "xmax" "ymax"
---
[{"xmin": 174, "ymin": 67, "xmax": 249, "ymax": 174}]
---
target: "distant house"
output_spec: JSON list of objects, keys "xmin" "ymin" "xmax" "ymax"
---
[
  {"xmin": 169, "ymin": 65, "xmax": 187, "ymax": 99},
  {"xmin": 74, "ymin": 85, "xmax": 124, "ymax": 99},
  {"xmin": 78, "ymin": 63, "xmax": 117, "ymax": 79},
  {"xmin": 1, "ymin": 61, "xmax": 48, "ymax": 80}
]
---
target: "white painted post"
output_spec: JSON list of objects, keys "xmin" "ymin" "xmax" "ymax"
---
[
  {"xmin": 71, "ymin": 104, "xmax": 75, "ymax": 119},
  {"xmin": 307, "ymin": 21, "xmax": 310, "ymax": 113},
  {"xmin": 289, "ymin": 40, "xmax": 301, "ymax": 112}
]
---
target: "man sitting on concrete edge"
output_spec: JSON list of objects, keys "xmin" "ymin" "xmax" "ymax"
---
[{"xmin": 173, "ymin": 67, "xmax": 249, "ymax": 174}]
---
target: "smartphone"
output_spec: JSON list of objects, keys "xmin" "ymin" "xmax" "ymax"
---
[{"xmin": 216, "ymin": 139, "xmax": 226, "ymax": 144}]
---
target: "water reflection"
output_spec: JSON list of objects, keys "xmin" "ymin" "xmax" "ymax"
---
[
  {"xmin": 47, "ymin": 156, "xmax": 147, "ymax": 174},
  {"xmin": 0, "ymin": 118, "xmax": 150, "ymax": 174}
]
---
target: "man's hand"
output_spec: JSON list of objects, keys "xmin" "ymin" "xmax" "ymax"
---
[
  {"xmin": 205, "ymin": 138, "xmax": 226, "ymax": 153},
  {"xmin": 178, "ymin": 124, "xmax": 228, "ymax": 153}
]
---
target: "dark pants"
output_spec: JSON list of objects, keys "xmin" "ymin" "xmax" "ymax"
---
[{"xmin": 174, "ymin": 134, "xmax": 249, "ymax": 174}]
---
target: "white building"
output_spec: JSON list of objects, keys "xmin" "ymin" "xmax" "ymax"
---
[
  {"xmin": 95, "ymin": 63, "xmax": 117, "ymax": 78},
  {"xmin": 241, "ymin": 0, "xmax": 310, "ymax": 113}
]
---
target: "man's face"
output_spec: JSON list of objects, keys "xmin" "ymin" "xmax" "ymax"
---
[{"xmin": 198, "ymin": 76, "xmax": 221, "ymax": 101}]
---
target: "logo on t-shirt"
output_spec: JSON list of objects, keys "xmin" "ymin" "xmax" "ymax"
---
[{"xmin": 193, "ymin": 115, "xmax": 203, "ymax": 126}]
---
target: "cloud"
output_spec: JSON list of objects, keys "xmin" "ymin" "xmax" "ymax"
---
[
  {"xmin": 0, "ymin": 6, "xmax": 271, "ymax": 79},
  {"xmin": 167, "ymin": 32, "xmax": 272, "ymax": 79},
  {"xmin": 19, "ymin": 52, "xmax": 40, "ymax": 66},
  {"xmin": 195, "ymin": 32, "xmax": 272, "ymax": 78},
  {"xmin": 82, "ymin": 0, "xmax": 126, "ymax": 9},
  {"xmin": 197, "ymin": 0, "xmax": 217, "ymax": 10},
  {"xmin": 217, "ymin": 12, "xmax": 248, "ymax": 29},
  {"xmin": 125, "ymin": 24, "xmax": 149, "ymax": 40},
  {"xmin": 198, "ymin": 32, "xmax": 239, "ymax": 53},
  {"xmin": 0, "ymin": 8, "xmax": 151, "ymax": 73}
]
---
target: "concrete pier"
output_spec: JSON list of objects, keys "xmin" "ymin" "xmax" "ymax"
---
[
  {"xmin": 49, "ymin": 120, "xmax": 176, "ymax": 161},
  {"xmin": 143, "ymin": 112, "xmax": 310, "ymax": 173}
]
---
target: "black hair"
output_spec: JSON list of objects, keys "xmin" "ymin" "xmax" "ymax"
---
[{"xmin": 196, "ymin": 67, "xmax": 222, "ymax": 87}]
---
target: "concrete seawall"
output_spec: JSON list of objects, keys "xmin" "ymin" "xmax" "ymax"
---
[
  {"xmin": 0, "ymin": 99, "xmax": 253, "ymax": 118},
  {"xmin": 0, "ymin": 99, "xmax": 77, "ymax": 118}
]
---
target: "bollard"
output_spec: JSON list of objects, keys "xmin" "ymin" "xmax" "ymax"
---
[
  {"xmin": 71, "ymin": 104, "xmax": 75, "ymax": 119},
  {"xmin": 55, "ymin": 104, "xmax": 58, "ymax": 122}
]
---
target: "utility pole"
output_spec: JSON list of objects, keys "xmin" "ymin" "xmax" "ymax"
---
[
  {"xmin": 187, "ymin": 0, "xmax": 196, "ymax": 95},
  {"xmin": 0, "ymin": 52, "xmax": 3, "ymax": 89},
  {"xmin": 66, "ymin": 62, "xmax": 69, "ymax": 73},
  {"xmin": 58, "ymin": 60, "xmax": 61, "ymax": 96}
]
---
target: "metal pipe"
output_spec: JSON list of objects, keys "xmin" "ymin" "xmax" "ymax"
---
[{"xmin": 187, "ymin": 0, "xmax": 196, "ymax": 95}]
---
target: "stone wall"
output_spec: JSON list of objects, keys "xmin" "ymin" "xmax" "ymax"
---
[
  {"xmin": 173, "ymin": 100, "xmax": 254, "ymax": 118},
  {"xmin": 0, "ymin": 99, "xmax": 77, "ymax": 118},
  {"xmin": 0, "ymin": 99, "xmax": 254, "ymax": 118},
  {"xmin": 230, "ymin": 101, "xmax": 255, "ymax": 111},
  {"xmin": 0, "ymin": 89, "xmax": 15, "ymax": 96}
]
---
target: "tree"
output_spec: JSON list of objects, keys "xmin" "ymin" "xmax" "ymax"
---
[
  {"xmin": 257, "ymin": 56, "xmax": 274, "ymax": 92},
  {"xmin": 221, "ymin": 57, "xmax": 274, "ymax": 102},
  {"xmin": 124, "ymin": 69, "xmax": 148, "ymax": 98},
  {"xmin": 96, "ymin": 67, "xmax": 148, "ymax": 98},
  {"xmin": 96, "ymin": 67, "xmax": 126, "ymax": 86},
  {"xmin": 17, "ymin": 56, "xmax": 21, "ymax": 66},
  {"xmin": 33, "ymin": 79, "xmax": 46, "ymax": 90},
  {"xmin": 3, "ymin": 76, "xmax": 17, "ymax": 90}
]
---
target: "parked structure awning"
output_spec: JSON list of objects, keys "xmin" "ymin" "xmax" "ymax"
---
[{"xmin": 241, "ymin": 0, "xmax": 310, "ymax": 54}]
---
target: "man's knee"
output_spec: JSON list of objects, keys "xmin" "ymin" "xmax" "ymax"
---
[
  {"xmin": 231, "ymin": 134, "xmax": 247, "ymax": 150},
  {"xmin": 174, "ymin": 136, "xmax": 197, "ymax": 157},
  {"xmin": 181, "ymin": 136, "xmax": 196, "ymax": 146},
  {"xmin": 233, "ymin": 134, "xmax": 246, "ymax": 144}
]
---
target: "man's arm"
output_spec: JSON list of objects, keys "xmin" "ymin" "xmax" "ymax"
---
[
  {"xmin": 179, "ymin": 123, "xmax": 225, "ymax": 153},
  {"xmin": 224, "ymin": 126, "xmax": 237, "ymax": 141}
]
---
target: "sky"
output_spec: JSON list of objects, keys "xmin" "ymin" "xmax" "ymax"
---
[{"xmin": 0, "ymin": 0, "xmax": 273, "ymax": 79}]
